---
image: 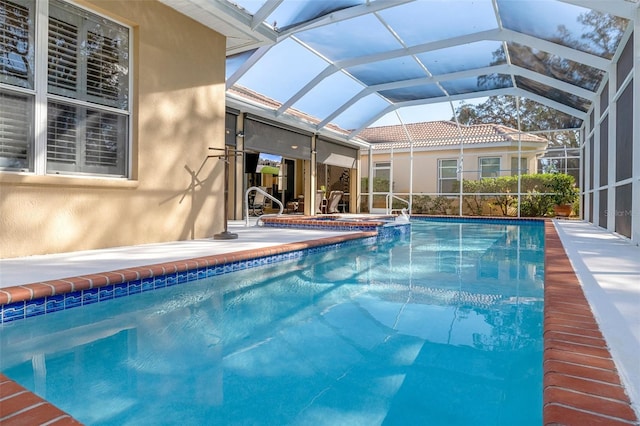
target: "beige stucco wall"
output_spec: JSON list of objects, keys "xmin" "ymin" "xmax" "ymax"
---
[
  {"xmin": 0, "ymin": 1, "xmax": 226, "ymax": 258},
  {"xmin": 361, "ymin": 146, "xmax": 543, "ymax": 194}
]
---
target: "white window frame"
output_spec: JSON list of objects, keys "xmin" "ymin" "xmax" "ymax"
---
[
  {"xmin": 373, "ymin": 161, "xmax": 391, "ymax": 191},
  {"xmin": 511, "ymin": 156, "xmax": 528, "ymax": 175},
  {"xmin": 438, "ymin": 158, "xmax": 458, "ymax": 194},
  {"xmin": 0, "ymin": 0, "xmax": 132, "ymax": 178},
  {"xmin": 479, "ymin": 157, "xmax": 501, "ymax": 178}
]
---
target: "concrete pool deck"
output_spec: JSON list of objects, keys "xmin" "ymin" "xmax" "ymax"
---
[
  {"xmin": 0, "ymin": 221, "xmax": 361, "ymax": 289},
  {"xmin": 0, "ymin": 218, "xmax": 638, "ymax": 425}
]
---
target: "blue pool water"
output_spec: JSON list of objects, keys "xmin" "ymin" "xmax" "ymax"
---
[{"xmin": 1, "ymin": 220, "xmax": 544, "ymax": 425}]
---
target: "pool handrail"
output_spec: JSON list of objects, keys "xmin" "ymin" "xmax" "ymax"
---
[
  {"xmin": 385, "ymin": 193, "xmax": 411, "ymax": 215},
  {"xmin": 245, "ymin": 186, "xmax": 284, "ymax": 226}
]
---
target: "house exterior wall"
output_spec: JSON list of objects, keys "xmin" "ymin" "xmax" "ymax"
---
[
  {"xmin": 361, "ymin": 147, "xmax": 542, "ymax": 194},
  {"xmin": 0, "ymin": 0, "xmax": 226, "ymax": 258}
]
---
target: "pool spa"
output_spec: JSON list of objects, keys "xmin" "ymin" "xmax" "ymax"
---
[{"xmin": 1, "ymin": 219, "xmax": 550, "ymax": 425}]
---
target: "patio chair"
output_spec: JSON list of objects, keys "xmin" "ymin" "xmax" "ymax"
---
[
  {"xmin": 250, "ymin": 188, "xmax": 267, "ymax": 216},
  {"xmin": 326, "ymin": 190, "xmax": 343, "ymax": 214},
  {"xmin": 316, "ymin": 190, "xmax": 325, "ymax": 214}
]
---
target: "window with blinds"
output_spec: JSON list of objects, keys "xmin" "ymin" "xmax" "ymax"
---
[
  {"xmin": 0, "ymin": 0, "xmax": 33, "ymax": 89},
  {"xmin": 0, "ymin": 89, "xmax": 33, "ymax": 169},
  {"xmin": 86, "ymin": 31, "xmax": 121, "ymax": 103},
  {"xmin": 48, "ymin": 0, "xmax": 129, "ymax": 108},
  {"xmin": 0, "ymin": 0, "xmax": 130, "ymax": 176},
  {"xmin": 85, "ymin": 109, "xmax": 124, "ymax": 169},
  {"xmin": 48, "ymin": 16, "xmax": 78, "ymax": 95},
  {"xmin": 47, "ymin": 100, "xmax": 126, "ymax": 175},
  {"xmin": 47, "ymin": 101, "xmax": 77, "ymax": 165},
  {"xmin": 0, "ymin": 0, "xmax": 34, "ymax": 171}
]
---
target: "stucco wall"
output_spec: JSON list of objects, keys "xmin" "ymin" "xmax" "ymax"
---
[
  {"xmin": 0, "ymin": 1, "xmax": 226, "ymax": 258},
  {"xmin": 361, "ymin": 147, "xmax": 542, "ymax": 194}
]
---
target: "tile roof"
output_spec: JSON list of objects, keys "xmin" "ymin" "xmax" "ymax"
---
[
  {"xmin": 359, "ymin": 121, "xmax": 549, "ymax": 150},
  {"xmin": 228, "ymin": 86, "xmax": 349, "ymax": 135},
  {"xmin": 229, "ymin": 86, "xmax": 548, "ymax": 151}
]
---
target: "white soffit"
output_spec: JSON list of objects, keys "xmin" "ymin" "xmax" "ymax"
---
[{"xmin": 159, "ymin": 0, "xmax": 276, "ymax": 54}]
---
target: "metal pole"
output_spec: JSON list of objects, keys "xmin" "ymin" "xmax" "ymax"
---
[
  {"xmin": 450, "ymin": 101, "xmax": 464, "ymax": 216},
  {"xmin": 213, "ymin": 146, "xmax": 238, "ymax": 240},
  {"xmin": 516, "ymin": 96, "xmax": 522, "ymax": 218}
]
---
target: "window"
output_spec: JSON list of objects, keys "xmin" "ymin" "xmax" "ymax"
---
[
  {"xmin": 479, "ymin": 157, "xmax": 500, "ymax": 178},
  {"xmin": 0, "ymin": 0, "xmax": 34, "ymax": 170},
  {"xmin": 0, "ymin": 89, "xmax": 34, "ymax": 169},
  {"xmin": 0, "ymin": 0, "xmax": 130, "ymax": 176},
  {"xmin": 539, "ymin": 146, "xmax": 581, "ymax": 185},
  {"xmin": 511, "ymin": 157, "xmax": 528, "ymax": 175},
  {"xmin": 373, "ymin": 161, "xmax": 391, "ymax": 192},
  {"xmin": 438, "ymin": 159, "xmax": 457, "ymax": 193}
]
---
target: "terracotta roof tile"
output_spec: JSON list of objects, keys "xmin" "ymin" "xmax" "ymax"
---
[
  {"xmin": 228, "ymin": 86, "xmax": 548, "ymax": 150},
  {"xmin": 359, "ymin": 121, "xmax": 548, "ymax": 150},
  {"xmin": 228, "ymin": 86, "xmax": 349, "ymax": 135}
]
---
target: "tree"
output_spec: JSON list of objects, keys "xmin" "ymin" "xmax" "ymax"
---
[
  {"xmin": 453, "ymin": 97, "xmax": 581, "ymax": 147},
  {"xmin": 575, "ymin": 11, "xmax": 628, "ymax": 59},
  {"xmin": 453, "ymin": 10, "xmax": 628, "ymax": 148}
]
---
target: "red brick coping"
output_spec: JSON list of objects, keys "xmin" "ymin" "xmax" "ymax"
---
[
  {"xmin": 544, "ymin": 221, "xmax": 638, "ymax": 425},
  {"xmin": 0, "ymin": 373, "xmax": 81, "ymax": 425},
  {"xmin": 1, "ymin": 222, "xmax": 638, "ymax": 425},
  {"xmin": 260, "ymin": 215, "xmax": 388, "ymax": 230},
  {"xmin": 0, "ymin": 232, "xmax": 376, "ymax": 306}
]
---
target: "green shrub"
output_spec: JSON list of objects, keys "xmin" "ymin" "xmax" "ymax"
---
[
  {"xmin": 454, "ymin": 173, "xmax": 578, "ymax": 217},
  {"xmin": 547, "ymin": 173, "xmax": 578, "ymax": 206},
  {"xmin": 360, "ymin": 177, "xmax": 391, "ymax": 192},
  {"xmin": 363, "ymin": 173, "xmax": 578, "ymax": 217},
  {"xmin": 410, "ymin": 195, "xmax": 453, "ymax": 215}
]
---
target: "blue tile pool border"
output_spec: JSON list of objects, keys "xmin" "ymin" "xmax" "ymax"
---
[
  {"xmin": 0, "ymin": 217, "xmax": 540, "ymax": 325},
  {"xmin": 1, "ymin": 232, "xmax": 378, "ymax": 324}
]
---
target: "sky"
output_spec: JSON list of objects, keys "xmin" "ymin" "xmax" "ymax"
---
[
  {"xmin": 370, "ymin": 97, "xmax": 489, "ymax": 127},
  {"xmin": 226, "ymin": 0, "xmax": 613, "ymax": 133}
]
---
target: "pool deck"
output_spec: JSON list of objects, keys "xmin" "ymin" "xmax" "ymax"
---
[
  {"xmin": 556, "ymin": 221, "xmax": 640, "ymax": 401},
  {"xmin": 0, "ymin": 222, "xmax": 362, "ymax": 289},
  {"xmin": 544, "ymin": 220, "xmax": 639, "ymax": 425},
  {"xmin": 0, "ymin": 218, "xmax": 638, "ymax": 425}
]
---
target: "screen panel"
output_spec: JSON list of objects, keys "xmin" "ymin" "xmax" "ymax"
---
[
  {"xmin": 616, "ymin": 37, "xmax": 633, "ymax": 91},
  {"xmin": 598, "ymin": 189, "xmax": 607, "ymax": 228},
  {"xmin": 316, "ymin": 138, "xmax": 357, "ymax": 168},
  {"xmin": 615, "ymin": 184, "xmax": 632, "ymax": 238},
  {"xmin": 599, "ymin": 118, "xmax": 608, "ymax": 188},
  {"xmin": 244, "ymin": 116, "xmax": 312, "ymax": 160},
  {"xmin": 616, "ymin": 83, "xmax": 633, "ymax": 182}
]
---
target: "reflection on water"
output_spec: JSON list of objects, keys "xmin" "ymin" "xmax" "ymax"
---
[{"xmin": 1, "ymin": 221, "xmax": 544, "ymax": 425}]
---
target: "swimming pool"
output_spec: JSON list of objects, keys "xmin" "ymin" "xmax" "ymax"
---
[{"xmin": 1, "ymin": 220, "xmax": 545, "ymax": 425}]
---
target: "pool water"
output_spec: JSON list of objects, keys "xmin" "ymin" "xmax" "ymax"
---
[{"xmin": 1, "ymin": 220, "xmax": 544, "ymax": 425}]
